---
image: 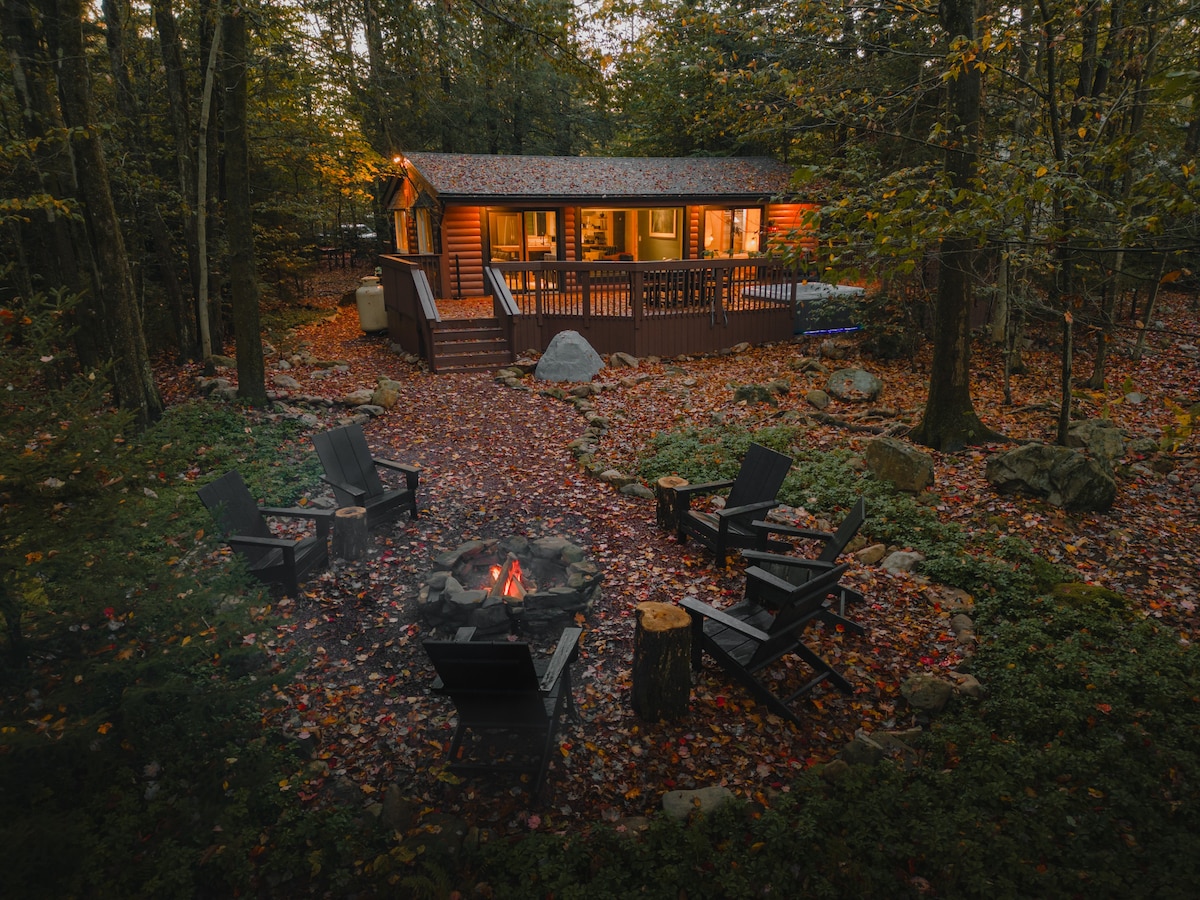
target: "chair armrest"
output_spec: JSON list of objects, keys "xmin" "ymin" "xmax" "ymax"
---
[
  {"xmin": 750, "ymin": 520, "xmax": 834, "ymax": 542},
  {"xmin": 261, "ymin": 505, "xmax": 333, "ymax": 540},
  {"xmin": 226, "ymin": 534, "xmax": 296, "ymax": 551},
  {"xmin": 373, "ymin": 458, "xmax": 420, "ymax": 477},
  {"xmin": 717, "ymin": 499, "xmax": 780, "ymax": 520},
  {"xmin": 740, "ymin": 550, "xmax": 838, "ymax": 571},
  {"xmin": 673, "ymin": 479, "xmax": 735, "ymax": 498},
  {"xmin": 375, "ymin": 458, "xmax": 420, "ymax": 492},
  {"xmin": 320, "ymin": 474, "xmax": 367, "ymax": 502},
  {"xmin": 229, "ymin": 535, "xmax": 298, "ymax": 572},
  {"xmin": 679, "ymin": 596, "xmax": 771, "ymax": 643},
  {"xmin": 259, "ymin": 506, "xmax": 333, "ymax": 521},
  {"xmin": 540, "ymin": 626, "xmax": 583, "ymax": 692}
]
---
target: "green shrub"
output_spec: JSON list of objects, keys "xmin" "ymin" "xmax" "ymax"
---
[{"xmin": 0, "ymin": 390, "xmax": 376, "ymax": 897}]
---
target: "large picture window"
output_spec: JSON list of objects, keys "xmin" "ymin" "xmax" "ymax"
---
[
  {"xmin": 488, "ymin": 209, "xmax": 557, "ymax": 261},
  {"xmin": 703, "ymin": 207, "xmax": 762, "ymax": 257}
]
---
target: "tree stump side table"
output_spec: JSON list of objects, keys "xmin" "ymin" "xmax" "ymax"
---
[
  {"xmin": 632, "ymin": 601, "xmax": 692, "ymax": 721},
  {"xmin": 332, "ymin": 506, "xmax": 368, "ymax": 561},
  {"xmin": 654, "ymin": 476, "xmax": 689, "ymax": 532}
]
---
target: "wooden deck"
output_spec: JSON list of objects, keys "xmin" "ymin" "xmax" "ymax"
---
[{"xmin": 380, "ymin": 255, "xmax": 826, "ymax": 369}]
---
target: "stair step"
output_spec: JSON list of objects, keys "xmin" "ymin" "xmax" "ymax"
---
[
  {"xmin": 432, "ymin": 338, "xmax": 508, "ymax": 352},
  {"xmin": 425, "ymin": 314, "xmax": 513, "ymax": 374}
]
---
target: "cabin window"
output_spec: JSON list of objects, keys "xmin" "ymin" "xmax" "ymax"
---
[
  {"xmin": 393, "ymin": 210, "xmax": 410, "ymax": 253},
  {"xmin": 395, "ymin": 209, "xmax": 433, "ymax": 253},
  {"xmin": 524, "ymin": 211, "xmax": 558, "ymax": 260},
  {"xmin": 414, "ymin": 209, "xmax": 433, "ymax": 254},
  {"xmin": 703, "ymin": 207, "xmax": 762, "ymax": 257},
  {"xmin": 488, "ymin": 209, "xmax": 558, "ymax": 261}
]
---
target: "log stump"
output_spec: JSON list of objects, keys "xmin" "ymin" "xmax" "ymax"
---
[
  {"xmin": 632, "ymin": 601, "xmax": 692, "ymax": 721},
  {"xmin": 654, "ymin": 476, "xmax": 689, "ymax": 532},
  {"xmin": 332, "ymin": 506, "xmax": 368, "ymax": 561}
]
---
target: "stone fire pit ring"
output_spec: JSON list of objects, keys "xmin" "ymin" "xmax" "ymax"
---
[{"xmin": 418, "ymin": 535, "xmax": 602, "ymax": 638}]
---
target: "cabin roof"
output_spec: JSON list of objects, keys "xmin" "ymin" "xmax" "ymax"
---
[{"xmin": 397, "ymin": 152, "xmax": 799, "ymax": 203}]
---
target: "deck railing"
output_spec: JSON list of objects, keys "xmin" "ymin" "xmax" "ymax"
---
[
  {"xmin": 392, "ymin": 253, "xmax": 441, "ymax": 293},
  {"xmin": 490, "ymin": 258, "xmax": 802, "ymax": 358},
  {"xmin": 380, "ymin": 255, "xmax": 818, "ymax": 367}
]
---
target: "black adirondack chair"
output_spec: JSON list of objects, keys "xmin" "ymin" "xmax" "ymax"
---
[
  {"xmin": 424, "ymin": 626, "xmax": 583, "ymax": 797},
  {"xmin": 197, "ymin": 471, "xmax": 332, "ymax": 597},
  {"xmin": 312, "ymin": 423, "xmax": 420, "ymax": 527},
  {"xmin": 674, "ymin": 443, "xmax": 793, "ymax": 566},
  {"xmin": 743, "ymin": 498, "xmax": 867, "ymax": 616},
  {"xmin": 679, "ymin": 562, "xmax": 857, "ymax": 725}
]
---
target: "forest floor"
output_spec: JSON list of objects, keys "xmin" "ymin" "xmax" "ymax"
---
[{"xmin": 164, "ymin": 266, "xmax": 1200, "ymax": 834}]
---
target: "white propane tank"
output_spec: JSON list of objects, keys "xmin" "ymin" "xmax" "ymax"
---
[{"xmin": 355, "ymin": 276, "xmax": 386, "ymax": 332}]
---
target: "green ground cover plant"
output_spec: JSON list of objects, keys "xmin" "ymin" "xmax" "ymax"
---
[
  {"xmin": 2, "ymin": 399, "xmax": 1195, "ymax": 897},
  {"xmin": 0, "ymin": 307, "xmax": 379, "ymax": 896}
]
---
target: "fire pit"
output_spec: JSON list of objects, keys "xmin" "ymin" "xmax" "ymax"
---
[{"xmin": 418, "ymin": 536, "xmax": 602, "ymax": 637}]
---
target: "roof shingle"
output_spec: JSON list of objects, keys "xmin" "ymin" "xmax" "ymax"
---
[{"xmin": 400, "ymin": 153, "xmax": 799, "ymax": 202}]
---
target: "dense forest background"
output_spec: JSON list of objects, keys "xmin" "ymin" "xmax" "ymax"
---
[{"xmin": 3, "ymin": 0, "xmax": 1198, "ymax": 411}]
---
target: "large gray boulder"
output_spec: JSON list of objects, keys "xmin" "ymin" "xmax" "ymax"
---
[
  {"xmin": 1065, "ymin": 419, "xmax": 1125, "ymax": 469},
  {"xmin": 825, "ymin": 368, "xmax": 883, "ymax": 402},
  {"xmin": 985, "ymin": 443, "xmax": 1116, "ymax": 511},
  {"xmin": 865, "ymin": 436, "xmax": 934, "ymax": 492},
  {"xmin": 535, "ymin": 330, "xmax": 605, "ymax": 382}
]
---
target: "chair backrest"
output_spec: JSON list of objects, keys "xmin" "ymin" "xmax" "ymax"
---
[
  {"xmin": 726, "ymin": 443, "xmax": 793, "ymax": 510},
  {"xmin": 197, "ymin": 471, "xmax": 272, "ymax": 558},
  {"xmin": 313, "ymin": 423, "xmax": 385, "ymax": 503},
  {"xmin": 817, "ymin": 498, "xmax": 866, "ymax": 563},
  {"xmin": 752, "ymin": 562, "xmax": 850, "ymax": 665},
  {"xmin": 424, "ymin": 640, "xmax": 550, "ymax": 726}
]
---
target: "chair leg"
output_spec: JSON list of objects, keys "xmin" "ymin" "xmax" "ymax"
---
[{"xmin": 447, "ymin": 720, "xmax": 469, "ymax": 764}]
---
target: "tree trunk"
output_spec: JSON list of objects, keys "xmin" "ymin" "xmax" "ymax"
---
[
  {"xmin": 49, "ymin": 0, "xmax": 163, "ymax": 425},
  {"xmin": 989, "ymin": 248, "xmax": 1008, "ymax": 345},
  {"xmin": 1133, "ymin": 254, "xmax": 1168, "ymax": 361},
  {"xmin": 221, "ymin": 5, "xmax": 266, "ymax": 404},
  {"xmin": 1086, "ymin": 250, "xmax": 1122, "ymax": 389},
  {"xmin": 0, "ymin": 0, "xmax": 88, "ymax": 313},
  {"xmin": 1057, "ymin": 313, "xmax": 1073, "ymax": 444},
  {"xmin": 151, "ymin": 0, "xmax": 201, "ymax": 360},
  {"xmin": 910, "ymin": 0, "xmax": 998, "ymax": 451},
  {"xmin": 100, "ymin": 0, "xmax": 138, "ymax": 123},
  {"xmin": 196, "ymin": 1, "xmax": 222, "ymax": 361}
]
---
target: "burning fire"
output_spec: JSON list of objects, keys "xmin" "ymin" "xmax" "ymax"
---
[{"xmin": 487, "ymin": 554, "xmax": 528, "ymax": 601}]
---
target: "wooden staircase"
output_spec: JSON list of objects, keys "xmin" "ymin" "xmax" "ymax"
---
[{"xmin": 430, "ymin": 317, "xmax": 513, "ymax": 374}]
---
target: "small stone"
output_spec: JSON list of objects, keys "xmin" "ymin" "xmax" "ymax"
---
[
  {"xmin": 661, "ymin": 786, "xmax": 737, "ymax": 820},
  {"xmin": 272, "ymin": 374, "xmax": 302, "ymax": 393},
  {"xmin": 818, "ymin": 758, "xmax": 851, "ymax": 781},
  {"xmin": 840, "ymin": 732, "xmax": 885, "ymax": 766},
  {"xmin": 881, "ymin": 550, "xmax": 924, "ymax": 574},
  {"xmin": 900, "ymin": 674, "xmax": 953, "ymax": 713},
  {"xmin": 951, "ymin": 672, "xmax": 985, "ymax": 698},
  {"xmin": 856, "ymin": 543, "xmax": 887, "ymax": 565}
]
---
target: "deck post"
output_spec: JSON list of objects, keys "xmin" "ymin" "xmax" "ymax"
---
[{"xmin": 631, "ymin": 269, "xmax": 643, "ymax": 330}]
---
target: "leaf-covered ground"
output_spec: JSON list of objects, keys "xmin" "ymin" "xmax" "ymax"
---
[{"xmin": 173, "ymin": 272, "xmax": 1199, "ymax": 834}]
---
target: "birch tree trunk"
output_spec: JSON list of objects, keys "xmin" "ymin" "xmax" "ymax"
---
[{"xmin": 196, "ymin": 2, "xmax": 222, "ymax": 362}]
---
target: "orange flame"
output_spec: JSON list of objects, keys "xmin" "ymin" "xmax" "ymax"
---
[{"xmin": 488, "ymin": 558, "xmax": 526, "ymax": 599}]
